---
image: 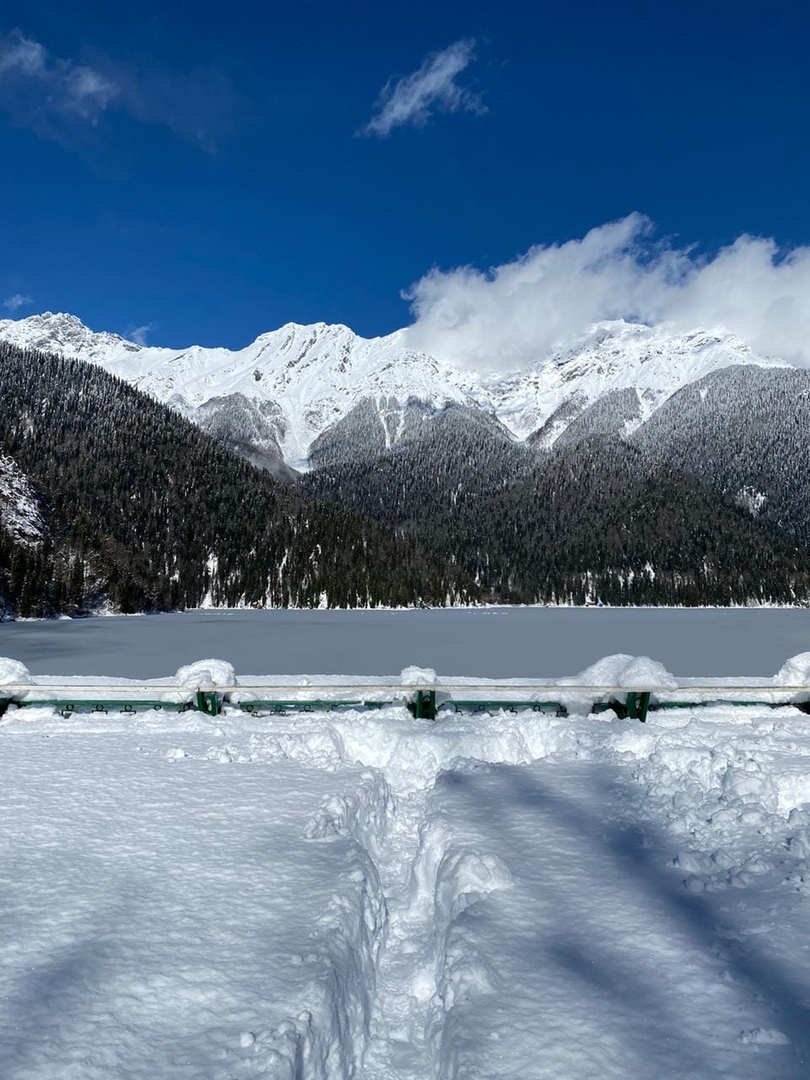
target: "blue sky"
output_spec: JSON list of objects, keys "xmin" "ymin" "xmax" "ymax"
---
[{"xmin": 1, "ymin": 0, "xmax": 809, "ymax": 351}]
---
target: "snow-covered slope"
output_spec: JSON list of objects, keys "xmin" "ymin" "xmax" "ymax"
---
[
  {"xmin": 0, "ymin": 454, "xmax": 45, "ymax": 547},
  {"xmin": 480, "ymin": 322, "xmax": 789, "ymax": 445},
  {"xmin": 0, "ymin": 314, "xmax": 479, "ymax": 469},
  {"xmin": 0, "ymin": 312, "xmax": 787, "ymax": 469}
]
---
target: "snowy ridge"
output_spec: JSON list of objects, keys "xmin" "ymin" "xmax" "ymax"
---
[
  {"xmin": 482, "ymin": 321, "xmax": 788, "ymax": 443},
  {"xmin": 0, "ymin": 314, "xmax": 475, "ymax": 469},
  {"xmin": 0, "ymin": 454, "xmax": 45, "ymax": 546},
  {"xmin": 0, "ymin": 312, "xmax": 786, "ymax": 469},
  {"xmin": 0, "ymin": 311, "xmax": 140, "ymax": 363}
]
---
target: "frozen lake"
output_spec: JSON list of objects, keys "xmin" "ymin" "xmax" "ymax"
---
[{"xmin": 2, "ymin": 607, "xmax": 810, "ymax": 678}]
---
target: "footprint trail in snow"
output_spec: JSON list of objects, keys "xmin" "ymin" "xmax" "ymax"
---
[{"xmin": 3, "ymin": 696, "xmax": 810, "ymax": 1078}]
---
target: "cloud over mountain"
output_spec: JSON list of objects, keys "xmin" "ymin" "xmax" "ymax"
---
[
  {"xmin": 2, "ymin": 294, "xmax": 32, "ymax": 313},
  {"xmin": 404, "ymin": 214, "xmax": 810, "ymax": 370}
]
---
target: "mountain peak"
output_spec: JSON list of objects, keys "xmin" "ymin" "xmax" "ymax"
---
[
  {"xmin": 0, "ymin": 311, "xmax": 141, "ymax": 358},
  {"xmin": 0, "ymin": 311, "xmax": 790, "ymax": 467}
]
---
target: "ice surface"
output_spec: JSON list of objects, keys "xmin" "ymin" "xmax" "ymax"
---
[{"xmin": 6, "ymin": 608, "xmax": 810, "ymax": 678}]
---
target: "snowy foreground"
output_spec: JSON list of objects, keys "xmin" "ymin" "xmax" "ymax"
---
[{"xmin": 3, "ymin": 674, "xmax": 810, "ymax": 1076}]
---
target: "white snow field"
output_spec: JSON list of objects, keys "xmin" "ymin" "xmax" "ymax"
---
[{"xmin": 2, "ymin": 664, "xmax": 810, "ymax": 1077}]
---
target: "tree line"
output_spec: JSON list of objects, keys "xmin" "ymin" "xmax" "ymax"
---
[{"xmin": 0, "ymin": 343, "xmax": 474, "ymax": 616}]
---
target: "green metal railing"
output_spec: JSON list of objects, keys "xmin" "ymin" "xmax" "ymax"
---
[
  {"xmin": 4, "ymin": 673, "xmax": 810, "ymax": 725},
  {"xmin": 16, "ymin": 699, "xmax": 195, "ymax": 718},
  {"xmin": 0, "ymin": 680, "xmax": 808, "ymax": 723}
]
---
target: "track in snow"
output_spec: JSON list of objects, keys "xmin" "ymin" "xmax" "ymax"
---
[{"xmin": 2, "ymin": 704, "xmax": 810, "ymax": 1078}]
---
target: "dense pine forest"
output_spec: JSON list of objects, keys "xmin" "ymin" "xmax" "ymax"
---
[
  {"xmin": 303, "ymin": 403, "xmax": 810, "ymax": 606},
  {"xmin": 0, "ymin": 343, "xmax": 474, "ymax": 617},
  {"xmin": 631, "ymin": 366, "xmax": 810, "ymax": 546},
  {"xmin": 3, "ymin": 342, "xmax": 810, "ymax": 616}
]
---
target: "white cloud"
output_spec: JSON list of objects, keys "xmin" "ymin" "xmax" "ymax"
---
[
  {"xmin": 63, "ymin": 65, "xmax": 118, "ymax": 118},
  {"xmin": 404, "ymin": 214, "xmax": 810, "ymax": 369},
  {"xmin": 0, "ymin": 33, "xmax": 46, "ymax": 77},
  {"xmin": 361, "ymin": 39, "xmax": 484, "ymax": 137},
  {"xmin": 125, "ymin": 322, "xmax": 156, "ymax": 346},
  {"xmin": 3, "ymin": 293, "xmax": 32, "ymax": 312},
  {"xmin": 0, "ymin": 30, "xmax": 237, "ymax": 150},
  {"xmin": 0, "ymin": 30, "xmax": 117, "ymax": 131}
]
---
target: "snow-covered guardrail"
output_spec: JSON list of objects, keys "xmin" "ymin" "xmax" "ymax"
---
[
  {"xmin": 3, "ymin": 654, "xmax": 810, "ymax": 722},
  {"xmin": 2, "ymin": 684, "xmax": 810, "ymax": 722}
]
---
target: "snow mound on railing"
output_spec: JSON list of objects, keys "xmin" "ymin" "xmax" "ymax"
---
[
  {"xmin": 174, "ymin": 658, "xmax": 237, "ymax": 687},
  {"xmin": 0, "ymin": 657, "xmax": 31, "ymax": 685},
  {"xmin": 572, "ymin": 653, "xmax": 678, "ymax": 690},
  {"xmin": 553, "ymin": 653, "xmax": 677, "ymax": 714},
  {"xmin": 401, "ymin": 666, "xmax": 437, "ymax": 685},
  {"xmin": 159, "ymin": 659, "xmax": 238, "ymax": 707},
  {"xmin": 773, "ymin": 653, "xmax": 810, "ymax": 687}
]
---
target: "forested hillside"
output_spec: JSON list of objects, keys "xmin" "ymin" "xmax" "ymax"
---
[
  {"xmin": 0, "ymin": 343, "xmax": 474, "ymax": 616},
  {"xmin": 631, "ymin": 366, "xmax": 810, "ymax": 545},
  {"xmin": 3, "ymin": 341, "xmax": 810, "ymax": 614},
  {"xmin": 304, "ymin": 409, "xmax": 810, "ymax": 605}
]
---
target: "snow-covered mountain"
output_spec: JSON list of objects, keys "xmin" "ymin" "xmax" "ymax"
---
[
  {"xmin": 0, "ymin": 312, "xmax": 788, "ymax": 470},
  {"xmin": 479, "ymin": 323, "xmax": 788, "ymax": 445}
]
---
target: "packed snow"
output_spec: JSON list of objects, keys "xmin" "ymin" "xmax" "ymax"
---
[
  {"xmin": 0, "ymin": 313, "xmax": 788, "ymax": 468},
  {"xmin": 2, "ymin": 654, "xmax": 810, "ymax": 1077}
]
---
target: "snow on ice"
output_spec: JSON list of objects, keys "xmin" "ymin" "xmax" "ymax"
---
[{"xmin": 1, "ymin": 657, "xmax": 810, "ymax": 1076}]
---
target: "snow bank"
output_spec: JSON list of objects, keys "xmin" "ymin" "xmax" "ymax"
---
[
  {"xmin": 4, "ymin": 691, "xmax": 810, "ymax": 1076},
  {"xmin": 305, "ymin": 770, "xmax": 393, "ymax": 860},
  {"xmin": 418, "ymin": 827, "xmax": 513, "ymax": 1075}
]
